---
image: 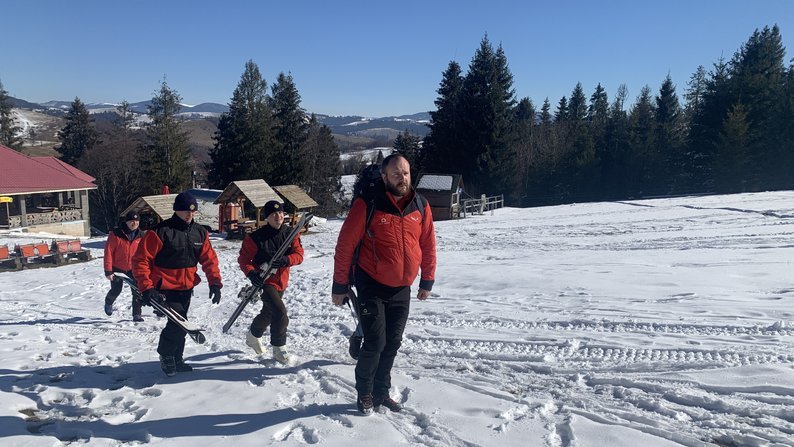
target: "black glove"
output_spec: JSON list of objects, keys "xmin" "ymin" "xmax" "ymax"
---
[
  {"xmin": 140, "ymin": 289, "xmax": 162, "ymax": 306},
  {"xmin": 209, "ymin": 285, "xmax": 222, "ymax": 304},
  {"xmin": 247, "ymin": 271, "xmax": 264, "ymax": 288},
  {"xmin": 271, "ymin": 256, "xmax": 289, "ymax": 269}
]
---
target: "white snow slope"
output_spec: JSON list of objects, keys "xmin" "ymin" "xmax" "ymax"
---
[{"xmin": 1, "ymin": 191, "xmax": 794, "ymax": 446}]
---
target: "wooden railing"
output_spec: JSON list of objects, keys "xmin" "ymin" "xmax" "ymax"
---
[
  {"xmin": 461, "ymin": 194, "xmax": 504, "ymax": 217},
  {"xmin": 7, "ymin": 210, "xmax": 83, "ymax": 228}
]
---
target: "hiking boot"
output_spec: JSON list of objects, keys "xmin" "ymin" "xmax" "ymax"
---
[
  {"xmin": 159, "ymin": 355, "xmax": 176, "ymax": 377},
  {"xmin": 245, "ymin": 330, "xmax": 264, "ymax": 355},
  {"xmin": 175, "ymin": 358, "xmax": 193, "ymax": 372},
  {"xmin": 374, "ymin": 394, "xmax": 402, "ymax": 412},
  {"xmin": 132, "ymin": 314, "xmax": 144, "ymax": 322},
  {"xmin": 272, "ymin": 345, "xmax": 290, "ymax": 365},
  {"xmin": 357, "ymin": 393, "xmax": 374, "ymax": 415},
  {"xmin": 104, "ymin": 303, "xmax": 113, "ymax": 316}
]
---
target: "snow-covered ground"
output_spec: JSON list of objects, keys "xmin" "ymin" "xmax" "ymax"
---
[{"xmin": 1, "ymin": 191, "xmax": 794, "ymax": 446}]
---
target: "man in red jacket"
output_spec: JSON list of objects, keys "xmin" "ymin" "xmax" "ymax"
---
[
  {"xmin": 103, "ymin": 211, "xmax": 145, "ymax": 320},
  {"xmin": 238, "ymin": 200, "xmax": 304, "ymax": 365},
  {"xmin": 332, "ymin": 154, "xmax": 436, "ymax": 415},
  {"xmin": 132, "ymin": 192, "xmax": 223, "ymax": 376}
]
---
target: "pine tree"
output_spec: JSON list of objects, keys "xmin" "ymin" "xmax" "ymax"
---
[
  {"xmin": 56, "ymin": 97, "xmax": 98, "ymax": 165},
  {"xmin": 603, "ymin": 84, "xmax": 631, "ymax": 198},
  {"xmin": 513, "ymin": 97, "xmax": 536, "ymax": 205},
  {"xmin": 140, "ymin": 80, "xmax": 192, "ymax": 193},
  {"xmin": 0, "ymin": 80, "xmax": 22, "ymax": 150},
  {"xmin": 301, "ymin": 114, "xmax": 342, "ymax": 216},
  {"xmin": 459, "ymin": 36, "xmax": 517, "ymax": 198},
  {"xmin": 269, "ymin": 72, "xmax": 308, "ymax": 186},
  {"xmin": 208, "ymin": 60, "xmax": 275, "ymax": 188},
  {"xmin": 423, "ymin": 61, "xmax": 464, "ymax": 173},
  {"xmin": 628, "ymin": 85, "xmax": 656, "ymax": 195},
  {"xmin": 714, "ymin": 102, "xmax": 750, "ymax": 193},
  {"xmin": 393, "ymin": 129, "xmax": 422, "ymax": 176},
  {"xmin": 654, "ymin": 75, "xmax": 685, "ymax": 193}
]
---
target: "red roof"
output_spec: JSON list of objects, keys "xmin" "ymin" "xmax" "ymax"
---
[{"xmin": 0, "ymin": 144, "xmax": 97, "ymax": 195}]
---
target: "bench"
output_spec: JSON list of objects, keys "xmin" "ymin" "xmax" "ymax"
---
[
  {"xmin": 0, "ymin": 245, "xmax": 22, "ymax": 270},
  {"xmin": 34, "ymin": 242, "xmax": 58, "ymax": 263},
  {"xmin": 53, "ymin": 239, "xmax": 92, "ymax": 263}
]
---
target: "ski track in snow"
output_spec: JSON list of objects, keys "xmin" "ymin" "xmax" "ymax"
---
[{"xmin": 2, "ymin": 191, "xmax": 794, "ymax": 446}]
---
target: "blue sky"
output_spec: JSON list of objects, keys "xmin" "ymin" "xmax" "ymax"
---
[{"xmin": 1, "ymin": 0, "xmax": 792, "ymax": 117}]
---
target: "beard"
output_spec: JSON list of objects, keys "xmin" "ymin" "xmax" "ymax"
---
[{"xmin": 385, "ymin": 178, "xmax": 409, "ymax": 197}]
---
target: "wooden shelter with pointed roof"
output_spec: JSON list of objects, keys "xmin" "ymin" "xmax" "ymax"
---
[
  {"xmin": 273, "ymin": 185, "xmax": 318, "ymax": 213},
  {"xmin": 213, "ymin": 180, "xmax": 281, "ymax": 233},
  {"xmin": 415, "ymin": 173, "xmax": 464, "ymax": 221}
]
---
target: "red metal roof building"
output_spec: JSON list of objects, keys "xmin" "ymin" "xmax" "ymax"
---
[{"xmin": 0, "ymin": 144, "xmax": 96, "ymax": 236}]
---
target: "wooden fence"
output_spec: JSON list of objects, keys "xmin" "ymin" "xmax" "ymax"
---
[{"xmin": 461, "ymin": 194, "xmax": 504, "ymax": 217}]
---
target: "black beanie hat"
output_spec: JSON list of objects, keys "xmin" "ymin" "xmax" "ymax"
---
[
  {"xmin": 263, "ymin": 200, "xmax": 283, "ymax": 218},
  {"xmin": 173, "ymin": 192, "xmax": 198, "ymax": 211},
  {"xmin": 124, "ymin": 211, "xmax": 140, "ymax": 221}
]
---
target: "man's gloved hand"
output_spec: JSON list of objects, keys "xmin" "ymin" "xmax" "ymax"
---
[
  {"xmin": 140, "ymin": 289, "xmax": 162, "ymax": 306},
  {"xmin": 271, "ymin": 256, "xmax": 289, "ymax": 269},
  {"xmin": 247, "ymin": 271, "xmax": 264, "ymax": 288},
  {"xmin": 209, "ymin": 285, "xmax": 222, "ymax": 304}
]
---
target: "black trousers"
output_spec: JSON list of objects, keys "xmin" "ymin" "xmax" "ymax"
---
[
  {"xmin": 156, "ymin": 289, "xmax": 192, "ymax": 359},
  {"xmin": 104, "ymin": 270, "xmax": 142, "ymax": 317},
  {"xmin": 354, "ymin": 270, "xmax": 410, "ymax": 397},
  {"xmin": 250, "ymin": 285, "xmax": 288, "ymax": 347}
]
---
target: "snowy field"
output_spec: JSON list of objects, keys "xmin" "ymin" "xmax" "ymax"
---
[{"xmin": 1, "ymin": 191, "xmax": 794, "ymax": 446}]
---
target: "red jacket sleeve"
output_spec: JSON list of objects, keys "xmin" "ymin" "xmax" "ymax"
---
[
  {"xmin": 418, "ymin": 200, "xmax": 437, "ymax": 291},
  {"xmin": 238, "ymin": 235, "xmax": 259, "ymax": 276},
  {"xmin": 332, "ymin": 198, "xmax": 368, "ymax": 294},
  {"xmin": 103, "ymin": 233, "xmax": 118, "ymax": 275},
  {"xmin": 198, "ymin": 232, "xmax": 222, "ymax": 288},
  {"xmin": 132, "ymin": 230, "xmax": 163, "ymax": 292},
  {"xmin": 285, "ymin": 233, "xmax": 304, "ymax": 266}
]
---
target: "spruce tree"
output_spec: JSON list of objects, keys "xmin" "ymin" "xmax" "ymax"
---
[
  {"xmin": 56, "ymin": 97, "xmax": 98, "ymax": 165},
  {"xmin": 628, "ymin": 85, "xmax": 656, "ymax": 195},
  {"xmin": 603, "ymin": 84, "xmax": 631, "ymax": 198},
  {"xmin": 140, "ymin": 80, "xmax": 192, "ymax": 193},
  {"xmin": 459, "ymin": 36, "xmax": 517, "ymax": 198},
  {"xmin": 269, "ymin": 72, "xmax": 308, "ymax": 186},
  {"xmin": 301, "ymin": 114, "xmax": 342, "ymax": 216},
  {"xmin": 423, "ymin": 61, "xmax": 464, "ymax": 173},
  {"xmin": 714, "ymin": 102, "xmax": 750, "ymax": 193},
  {"xmin": 393, "ymin": 129, "xmax": 422, "ymax": 178},
  {"xmin": 208, "ymin": 60, "xmax": 275, "ymax": 188},
  {"xmin": 654, "ymin": 75, "xmax": 685, "ymax": 193},
  {"xmin": 0, "ymin": 80, "xmax": 22, "ymax": 150}
]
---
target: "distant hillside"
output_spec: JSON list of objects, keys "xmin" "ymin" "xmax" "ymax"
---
[{"xmin": 11, "ymin": 96, "xmax": 433, "ymax": 155}]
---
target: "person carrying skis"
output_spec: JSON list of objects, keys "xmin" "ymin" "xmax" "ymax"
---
[
  {"xmin": 132, "ymin": 192, "xmax": 223, "ymax": 376},
  {"xmin": 103, "ymin": 211, "xmax": 145, "ymax": 321},
  {"xmin": 331, "ymin": 153, "xmax": 436, "ymax": 415},
  {"xmin": 238, "ymin": 200, "xmax": 304, "ymax": 364}
]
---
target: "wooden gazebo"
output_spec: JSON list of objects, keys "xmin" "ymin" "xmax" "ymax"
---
[
  {"xmin": 273, "ymin": 185, "xmax": 318, "ymax": 222},
  {"xmin": 213, "ymin": 180, "xmax": 281, "ymax": 234}
]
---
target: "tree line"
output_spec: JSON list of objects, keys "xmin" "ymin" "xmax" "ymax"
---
[
  {"xmin": 0, "ymin": 62, "xmax": 343, "ymax": 232},
  {"xmin": 415, "ymin": 26, "xmax": 794, "ymax": 206}
]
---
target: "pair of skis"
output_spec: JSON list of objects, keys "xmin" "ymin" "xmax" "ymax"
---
[
  {"xmin": 222, "ymin": 213, "xmax": 313, "ymax": 334},
  {"xmin": 116, "ymin": 274, "xmax": 207, "ymax": 344}
]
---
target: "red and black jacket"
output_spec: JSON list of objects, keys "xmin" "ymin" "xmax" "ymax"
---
[
  {"xmin": 333, "ymin": 188, "xmax": 436, "ymax": 294},
  {"xmin": 104, "ymin": 227, "xmax": 143, "ymax": 276},
  {"xmin": 238, "ymin": 224, "xmax": 304, "ymax": 292},
  {"xmin": 132, "ymin": 215, "xmax": 222, "ymax": 292}
]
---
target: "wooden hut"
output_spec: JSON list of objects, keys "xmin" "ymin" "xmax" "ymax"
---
[
  {"xmin": 415, "ymin": 173, "xmax": 464, "ymax": 221},
  {"xmin": 273, "ymin": 185, "xmax": 318, "ymax": 222},
  {"xmin": 213, "ymin": 180, "xmax": 281, "ymax": 236}
]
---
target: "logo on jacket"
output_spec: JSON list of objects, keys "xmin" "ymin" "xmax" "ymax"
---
[
  {"xmin": 410, "ymin": 215, "xmax": 420, "ymax": 222},
  {"xmin": 378, "ymin": 217, "xmax": 388, "ymax": 225},
  {"xmin": 193, "ymin": 242, "xmax": 203, "ymax": 247}
]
